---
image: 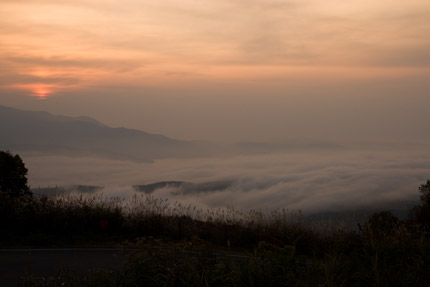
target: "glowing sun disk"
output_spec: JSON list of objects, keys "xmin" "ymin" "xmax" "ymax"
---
[{"xmin": 30, "ymin": 84, "xmax": 53, "ymax": 99}]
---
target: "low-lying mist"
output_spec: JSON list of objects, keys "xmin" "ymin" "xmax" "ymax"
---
[{"xmin": 24, "ymin": 146, "xmax": 429, "ymax": 216}]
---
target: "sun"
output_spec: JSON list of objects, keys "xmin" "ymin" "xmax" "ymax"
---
[
  {"xmin": 32, "ymin": 91, "xmax": 48, "ymax": 99},
  {"xmin": 8, "ymin": 83, "xmax": 55, "ymax": 99},
  {"xmin": 31, "ymin": 85, "xmax": 52, "ymax": 99}
]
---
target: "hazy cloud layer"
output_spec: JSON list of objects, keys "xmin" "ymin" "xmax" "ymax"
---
[
  {"xmin": 25, "ymin": 147, "xmax": 429, "ymax": 214},
  {"xmin": 1, "ymin": 0, "xmax": 429, "ymax": 98}
]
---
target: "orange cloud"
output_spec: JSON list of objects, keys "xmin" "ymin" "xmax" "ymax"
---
[{"xmin": 0, "ymin": 0, "xmax": 428, "ymax": 97}]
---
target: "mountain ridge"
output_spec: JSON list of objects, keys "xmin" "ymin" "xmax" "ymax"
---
[
  {"xmin": 0, "ymin": 104, "xmax": 192, "ymax": 161},
  {"xmin": 0, "ymin": 105, "xmax": 343, "ymax": 161}
]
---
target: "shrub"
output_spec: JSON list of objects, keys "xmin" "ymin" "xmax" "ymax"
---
[{"xmin": 362, "ymin": 211, "xmax": 402, "ymax": 242}]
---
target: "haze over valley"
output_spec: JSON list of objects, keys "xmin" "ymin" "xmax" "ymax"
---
[
  {"xmin": 1, "ymin": 105, "xmax": 427, "ymax": 218},
  {"xmin": 1, "ymin": 0, "xmax": 429, "ymax": 218}
]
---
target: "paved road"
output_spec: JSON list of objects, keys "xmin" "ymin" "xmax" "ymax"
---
[
  {"xmin": 0, "ymin": 248, "xmax": 128, "ymax": 286},
  {"xmin": 0, "ymin": 248, "xmax": 250, "ymax": 286}
]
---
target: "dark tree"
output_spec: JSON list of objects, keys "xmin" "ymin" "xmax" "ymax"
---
[
  {"xmin": 411, "ymin": 179, "xmax": 430, "ymax": 230},
  {"xmin": 0, "ymin": 151, "xmax": 31, "ymax": 197},
  {"xmin": 419, "ymin": 180, "xmax": 430, "ymax": 206},
  {"xmin": 362, "ymin": 211, "xmax": 401, "ymax": 241}
]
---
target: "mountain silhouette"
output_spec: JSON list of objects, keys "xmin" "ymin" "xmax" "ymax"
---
[
  {"xmin": 0, "ymin": 105, "xmax": 342, "ymax": 161},
  {"xmin": 0, "ymin": 105, "xmax": 195, "ymax": 161}
]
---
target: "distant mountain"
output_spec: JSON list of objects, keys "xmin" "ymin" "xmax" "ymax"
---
[
  {"xmin": 0, "ymin": 105, "xmax": 197, "ymax": 161},
  {"xmin": 133, "ymin": 181, "xmax": 190, "ymax": 194},
  {"xmin": 133, "ymin": 180, "xmax": 234, "ymax": 195},
  {"xmin": 32, "ymin": 185, "xmax": 104, "ymax": 197},
  {"xmin": 0, "ymin": 105, "xmax": 343, "ymax": 161}
]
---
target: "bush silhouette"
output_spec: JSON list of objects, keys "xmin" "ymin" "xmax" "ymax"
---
[
  {"xmin": 419, "ymin": 180, "xmax": 430, "ymax": 206},
  {"xmin": 362, "ymin": 211, "xmax": 401, "ymax": 241},
  {"xmin": 411, "ymin": 180, "xmax": 430, "ymax": 234},
  {"xmin": 0, "ymin": 150, "xmax": 31, "ymax": 197}
]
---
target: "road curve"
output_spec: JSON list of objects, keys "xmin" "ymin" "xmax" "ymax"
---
[
  {"xmin": 0, "ymin": 248, "xmax": 128, "ymax": 286},
  {"xmin": 0, "ymin": 247, "xmax": 250, "ymax": 286}
]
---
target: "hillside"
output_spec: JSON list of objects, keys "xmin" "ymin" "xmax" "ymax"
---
[{"xmin": 0, "ymin": 105, "xmax": 196, "ymax": 161}]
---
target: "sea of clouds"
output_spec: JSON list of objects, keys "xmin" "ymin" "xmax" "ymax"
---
[{"xmin": 23, "ymin": 145, "xmax": 430, "ymax": 216}]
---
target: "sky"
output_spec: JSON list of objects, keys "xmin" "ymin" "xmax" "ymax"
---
[{"xmin": 1, "ymin": 0, "xmax": 430, "ymax": 142}]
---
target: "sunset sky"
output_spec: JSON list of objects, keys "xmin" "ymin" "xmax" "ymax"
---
[{"xmin": 1, "ymin": 0, "xmax": 429, "ymax": 142}]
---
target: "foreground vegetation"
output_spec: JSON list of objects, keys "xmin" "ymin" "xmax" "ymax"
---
[
  {"xmin": 2, "ymin": 151, "xmax": 430, "ymax": 285},
  {"xmin": 0, "ymin": 186, "xmax": 429, "ymax": 286},
  {"xmin": 25, "ymin": 239, "xmax": 430, "ymax": 286}
]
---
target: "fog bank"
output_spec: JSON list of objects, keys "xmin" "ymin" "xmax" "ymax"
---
[{"xmin": 23, "ymin": 145, "xmax": 430, "ymax": 215}]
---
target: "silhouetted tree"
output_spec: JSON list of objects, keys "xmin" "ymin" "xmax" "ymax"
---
[
  {"xmin": 419, "ymin": 180, "xmax": 430, "ymax": 206},
  {"xmin": 0, "ymin": 150, "xmax": 31, "ymax": 197},
  {"xmin": 411, "ymin": 180, "xmax": 430, "ymax": 233},
  {"xmin": 362, "ymin": 211, "xmax": 401, "ymax": 241}
]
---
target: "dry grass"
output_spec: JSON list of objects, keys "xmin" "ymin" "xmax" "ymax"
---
[{"xmin": 2, "ymin": 192, "xmax": 430, "ymax": 285}]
